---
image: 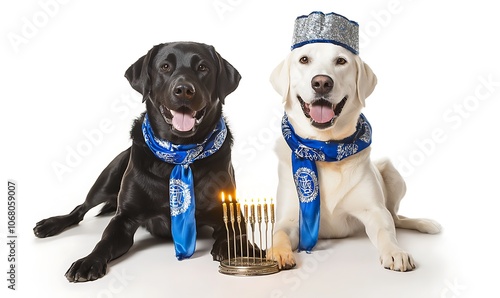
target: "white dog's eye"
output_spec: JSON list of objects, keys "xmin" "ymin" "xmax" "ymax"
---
[
  {"xmin": 299, "ymin": 56, "xmax": 309, "ymax": 64},
  {"xmin": 336, "ymin": 58, "xmax": 347, "ymax": 65}
]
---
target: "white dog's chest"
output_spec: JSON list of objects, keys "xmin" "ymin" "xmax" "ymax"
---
[
  {"xmin": 315, "ymin": 155, "xmax": 370, "ymax": 238},
  {"xmin": 316, "ymin": 163, "xmax": 344, "ymax": 211}
]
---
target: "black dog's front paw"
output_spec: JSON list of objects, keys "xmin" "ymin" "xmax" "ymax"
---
[
  {"xmin": 65, "ymin": 255, "xmax": 108, "ymax": 282},
  {"xmin": 33, "ymin": 215, "xmax": 78, "ymax": 238},
  {"xmin": 211, "ymin": 236, "xmax": 226, "ymax": 261}
]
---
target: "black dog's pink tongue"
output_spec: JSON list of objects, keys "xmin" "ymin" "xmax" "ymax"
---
[{"xmin": 171, "ymin": 110, "xmax": 196, "ymax": 132}]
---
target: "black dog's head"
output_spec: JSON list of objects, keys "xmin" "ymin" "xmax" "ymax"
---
[{"xmin": 125, "ymin": 42, "xmax": 241, "ymax": 143}]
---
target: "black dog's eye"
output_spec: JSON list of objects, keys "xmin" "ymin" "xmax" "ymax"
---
[
  {"xmin": 197, "ymin": 64, "xmax": 208, "ymax": 72},
  {"xmin": 160, "ymin": 63, "xmax": 171, "ymax": 72},
  {"xmin": 336, "ymin": 58, "xmax": 347, "ymax": 65},
  {"xmin": 299, "ymin": 56, "xmax": 309, "ymax": 64}
]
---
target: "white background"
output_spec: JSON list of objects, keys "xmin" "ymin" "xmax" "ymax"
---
[{"xmin": 1, "ymin": 0, "xmax": 499, "ymax": 297}]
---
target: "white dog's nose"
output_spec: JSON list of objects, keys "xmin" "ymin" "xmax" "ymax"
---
[{"xmin": 311, "ymin": 75, "xmax": 333, "ymax": 95}]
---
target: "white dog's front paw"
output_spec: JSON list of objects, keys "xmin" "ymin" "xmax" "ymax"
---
[
  {"xmin": 380, "ymin": 250, "xmax": 415, "ymax": 272},
  {"xmin": 268, "ymin": 246, "xmax": 296, "ymax": 270}
]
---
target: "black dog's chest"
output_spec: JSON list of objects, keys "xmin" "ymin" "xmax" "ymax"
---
[{"xmin": 139, "ymin": 161, "xmax": 226, "ymax": 238}]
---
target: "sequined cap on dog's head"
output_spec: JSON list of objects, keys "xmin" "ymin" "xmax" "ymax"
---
[{"xmin": 291, "ymin": 11, "xmax": 359, "ymax": 55}]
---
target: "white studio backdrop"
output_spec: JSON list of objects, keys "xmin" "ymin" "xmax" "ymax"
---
[{"xmin": 1, "ymin": 0, "xmax": 499, "ymax": 297}]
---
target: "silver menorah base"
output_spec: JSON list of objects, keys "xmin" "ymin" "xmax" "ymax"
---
[
  {"xmin": 219, "ymin": 257, "xmax": 279, "ymax": 276},
  {"xmin": 220, "ymin": 195, "xmax": 278, "ymax": 276}
]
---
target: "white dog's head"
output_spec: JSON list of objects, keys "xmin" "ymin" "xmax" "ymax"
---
[{"xmin": 271, "ymin": 43, "xmax": 377, "ymax": 141}]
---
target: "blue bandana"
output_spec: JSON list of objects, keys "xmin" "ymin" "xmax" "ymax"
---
[
  {"xmin": 281, "ymin": 114, "xmax": 372, "ymax": 252},
  {"xmin": 142, "ymin": 114, "xmax": 227, "ymax": 260}
]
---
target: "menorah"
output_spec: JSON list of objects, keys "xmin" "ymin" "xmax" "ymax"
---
[{"xmin": 219, "ymin": 192, "xmax": 279, "ymax": 276}]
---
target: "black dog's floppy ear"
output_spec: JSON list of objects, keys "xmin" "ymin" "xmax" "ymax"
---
[
  {"xmin": 124, "ymin": 44, "xmax": 162, "ymax": 102},
  {"xmin": 213, "ymin": 48, "xmax": 241, "ymax": 104}
]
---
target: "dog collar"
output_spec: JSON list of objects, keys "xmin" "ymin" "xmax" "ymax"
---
[
  {"xmin": 281, "ymin": 113, "xmax": 371, "ymax": 251},
  {"xmin": 142, "ymin": 114, "xmax": 227, "ymax": 260},
  {"xmin": 281, "ymin": 113, "xmax": 372, "ymax": 163}
]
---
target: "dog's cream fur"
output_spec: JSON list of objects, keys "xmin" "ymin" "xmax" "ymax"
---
[{"xmin": 269, "ymin": 43, "xmax": 441, "ymax": 271}]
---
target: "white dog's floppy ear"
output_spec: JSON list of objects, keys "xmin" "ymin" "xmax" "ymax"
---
[
  {"xmin": 356, "ymin": 58, "xmax": 377, "ymax": 107},
  {"xmin": 270, "ymin": 55, "xmax": 291, "ymax": 103}
]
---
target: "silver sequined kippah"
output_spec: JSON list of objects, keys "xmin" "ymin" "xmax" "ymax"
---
[{"xmin": 291, "ymin": 11, "xmax": 359, "ymax": 54}]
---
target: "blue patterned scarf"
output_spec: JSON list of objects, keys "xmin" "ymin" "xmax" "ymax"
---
[
  {"xmin": 281, "ymin": 113, "xmax": 372, "ymax": 252},
  {"xmin": 142, "ymin": 114, "xmax": 227, "ymax": 260}
]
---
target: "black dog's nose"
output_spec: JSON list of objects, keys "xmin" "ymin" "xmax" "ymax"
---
[
  {"xmin": 173, "ymin": 83, "xmax": 196, "ymax": 100},
  {"xmin": 311, "ymin": 75, "xmax": 333, "ymax": 95}
]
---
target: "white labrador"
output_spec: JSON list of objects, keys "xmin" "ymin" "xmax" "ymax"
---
[{"xmin": 269, "ymin": 42, "xmax": 441, "ymax": 271}]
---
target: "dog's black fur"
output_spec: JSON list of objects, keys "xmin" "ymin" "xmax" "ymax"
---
[{"xmin": 33, "ymin": 42, "xmax": 247, "ymax": 282}]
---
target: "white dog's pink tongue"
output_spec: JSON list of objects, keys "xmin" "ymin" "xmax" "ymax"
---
[
  {"xmin": 171, "ymin": 110, "xmax": 196, "ymax": 132},
  {"xmin": 310, "ymin": 105, "xmax": 334, "ymax": 123}
]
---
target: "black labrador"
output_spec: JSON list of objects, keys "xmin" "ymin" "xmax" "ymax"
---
[{"xmin": 34, "ymin": 42, "xmax": 247, "ymax": 282}]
